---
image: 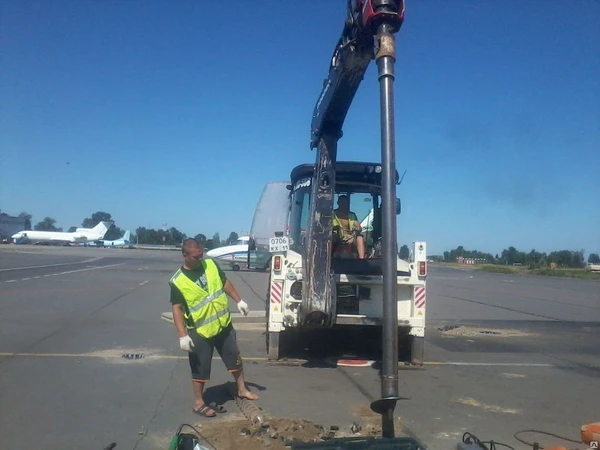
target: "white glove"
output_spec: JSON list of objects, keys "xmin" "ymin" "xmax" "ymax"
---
[
  {"xmin": 179, "ymin": 335, "xmax": 194, "ymax": 352},
  {"xmin": 237, "ymin": 300, "xmax": 249, "ymax": 316}
]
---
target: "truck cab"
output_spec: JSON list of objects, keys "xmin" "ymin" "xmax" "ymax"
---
[{"xmin": 260, "ymin": 161, "xmax": 427, "ymax": 363}]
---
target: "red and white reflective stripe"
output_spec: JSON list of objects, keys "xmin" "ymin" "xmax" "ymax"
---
[
  {"xmin": 270, "ymin": 282, "xmax": 282, "ymax": 304},
  {"xmin": 414, "ymin": 286, "xmax": 426, "ymax": 308}
]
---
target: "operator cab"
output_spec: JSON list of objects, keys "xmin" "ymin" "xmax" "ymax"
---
[{"xmin": 288, "ymin": 161, "xmax": 401, "ymax": 275}]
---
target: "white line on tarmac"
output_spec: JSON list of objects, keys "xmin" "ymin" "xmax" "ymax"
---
[
  {"xmin": 0, "ymin": 257, "xmax": 103, "ymax": 272},
  {"xmin": 425, "ymin": 362, "xmax": 554, "ymax": 367},
  {"xmin": 0, "ymin": 263, "xmax": 125, "ymax": 284},
  {"xmin": 139, "ymin": 280, "xmax": 149, "ymax": 286},
  {"xmin": 0, "ymin": 352, "xmax": 594, "ymax": 369},
  {"xmin": 55, "ymin": 263, "xmax": 124, "ymax": 275}
]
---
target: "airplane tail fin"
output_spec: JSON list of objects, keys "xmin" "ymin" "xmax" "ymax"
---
[
  {"xmin": 122, "ymin": 230, "xmax": 131, "ymax": 242},
  {"xmin": 91, "ymin": 221, "xmax": 113, "ymax": 238}
]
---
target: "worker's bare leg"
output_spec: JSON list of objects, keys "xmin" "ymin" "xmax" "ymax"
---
[
  {"xmin": 232, "ymin": 369, "xmax": 259, "ymax": 400},
  {"xmin": 357, "ymin": 235, "xmax": 366, "ymax": 259},
  {"xmin": 192, "ymin": 380, "xmax": 215, "ymax": 413}
]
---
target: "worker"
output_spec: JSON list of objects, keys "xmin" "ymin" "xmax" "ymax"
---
[
  {"xmin": 169, "ymin": 238, "xmax": 259, "ymax": 418},
  {"xmin": 332, "ymin": 195, "xmax": 366, "ymax": 259}
]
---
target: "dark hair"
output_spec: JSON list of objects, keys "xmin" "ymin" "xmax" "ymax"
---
[{"xmin": 182, "ymin": 238, "xmax": 203, "ymax": 254}]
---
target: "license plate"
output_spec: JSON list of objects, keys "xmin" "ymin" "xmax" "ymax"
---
[{"xmin": 269, "ymin": 236, "xmax": 289, "ymax": 252}]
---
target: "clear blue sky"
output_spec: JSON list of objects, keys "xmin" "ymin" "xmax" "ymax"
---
[{"xmin": 1, "ymin": 0, "xmax": 598, "ymax": 256}]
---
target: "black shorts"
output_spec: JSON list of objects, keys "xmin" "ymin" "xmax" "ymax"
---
[{"xmin": 188, "ymin": 324, "xmax": 243, "ymax": 382}]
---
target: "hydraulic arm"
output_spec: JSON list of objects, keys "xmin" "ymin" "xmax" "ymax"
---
[{"xmin": 300, "ymin": 0, "xmax": 406, "ymax": 437}]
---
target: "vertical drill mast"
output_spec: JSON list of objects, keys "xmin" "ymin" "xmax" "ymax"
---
[{"xmin": 304, "ymin": 0, "xmax": 406, "ymax": 436}]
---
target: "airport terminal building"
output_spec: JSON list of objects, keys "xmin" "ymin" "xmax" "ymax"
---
[{"xmin": 0, "ymin": 213, "xmax": 25, "ymax": 239}]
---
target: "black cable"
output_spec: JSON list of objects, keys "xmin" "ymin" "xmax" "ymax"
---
[
  {"xmin": 177, "ymin": 423, "xmax": 218, "ymax": 450},
  {"xmin": 463, "ymin": 432, "xmax": 490, "ymax": 450},
  {"xmin": 514, "ymin": 429, "xmax": 582, "ymax": 448},
  {"xmin": 463, "ymin": 432, "xmax": 516, "ymax": 450},
  {"xmin": 482, "ymin": 440, "xmax": 516, "ymax": 450}
]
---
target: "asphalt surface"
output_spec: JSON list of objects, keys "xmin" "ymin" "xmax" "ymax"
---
[{"xmin": 0, "ymin": 246, "xmax": 598, "ymax": 450}]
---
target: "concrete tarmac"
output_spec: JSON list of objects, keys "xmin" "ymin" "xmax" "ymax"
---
[{"xmin": 0, "ymin": 246, "xmax": 598, "ymax": 450}]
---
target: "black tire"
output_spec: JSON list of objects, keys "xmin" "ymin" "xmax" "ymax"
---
[
  {"xmin": 409, "ymin": 335, "xmax": 425, "ymax": 366},
  {"xmin": 232, "ymin": 264, "xmax": 240, "ymax": 271}
]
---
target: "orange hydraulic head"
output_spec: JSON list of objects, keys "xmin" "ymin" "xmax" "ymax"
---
[{"xmin": 581, "ymin": 423, "xmax": 600, "ymax": 446}]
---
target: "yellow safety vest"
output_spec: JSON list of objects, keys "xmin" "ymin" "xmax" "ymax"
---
[
  {"xmin": 169, "ymin": 259, "xmax": 231, "ymax": 339},
  {"xmin": 332, "ymin": 211, "xmax": 358, "ymax": 241}
]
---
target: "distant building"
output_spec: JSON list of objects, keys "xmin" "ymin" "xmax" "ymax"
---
[
  {"xmin": 0, "ymin": 212, "xmax": 26, "ymax": 239},
  {"xmin": 456, "ymin": 256, "xmax": 487, "ymax": 265}
]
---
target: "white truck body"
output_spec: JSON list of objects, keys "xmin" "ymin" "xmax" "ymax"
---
[
  {"xmin": 251, "ymin": 171, "xmax": 428, "ymax": 363},
  {"xmin": 266, "ymin": 241, "xmax": 427, "ymax": 341}
]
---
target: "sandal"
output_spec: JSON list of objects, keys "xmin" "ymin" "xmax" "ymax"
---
[
  {"xmin": 193, "ymin": 405, "xmax": 216, "ymax": 417},
  {"xmin": 209, "ymin": 402, "xmax": 227, "ymax": 413}
]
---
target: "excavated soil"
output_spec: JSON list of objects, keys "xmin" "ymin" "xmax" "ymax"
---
[{"xmin": 196, "ymin": 417, "xmax": 383, "ymax": 449}]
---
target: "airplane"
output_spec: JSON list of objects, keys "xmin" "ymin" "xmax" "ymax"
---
[
  {"xmin": 11, "ymin": 221, "xmax": 113, "ymax": 245},
  {"xmin": 205, "ymin": 236, "xmax": 250, "ymax": 265},
  {"xmin": 85, "ymin": 230, "xmax": 132, "ymax": 248}
]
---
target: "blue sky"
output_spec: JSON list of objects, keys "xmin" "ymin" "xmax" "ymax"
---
[{"xmin": 1, "ymin": 0, "xmax": 598, "ymax": 256}]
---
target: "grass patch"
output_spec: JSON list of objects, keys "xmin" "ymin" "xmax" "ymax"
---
[
  {"xmin": 532, "ymin": 268, "xmax": 600, "ymax": 280},
  {"xmin": 476, "ymin": 265, "xmax": 600, "ymax": 280},
  {"xmin": 477, "ymin": 265, "xmax": 521, "ymax": 274}
]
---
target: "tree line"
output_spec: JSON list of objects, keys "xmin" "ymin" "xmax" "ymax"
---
[
  {"xmin": 438, "ymin": 245, "xmax": 599, "ymax": 268},
  {"xmin": 15, "ymin": 211, "xmax": 240, "ymax": 248}
]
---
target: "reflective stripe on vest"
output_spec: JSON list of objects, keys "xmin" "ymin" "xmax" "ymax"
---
[
  {"xmin": 169, "ymin": 260, "xmax": 231, "ymax": 339},
  {"xmin": 333, "ymin": 211, "xmax": 357, "ymax": 239}
]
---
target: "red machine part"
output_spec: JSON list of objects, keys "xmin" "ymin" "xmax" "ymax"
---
[{"xmin": 357, "ymin": 0, "xmax": 405, "ymax": 32}]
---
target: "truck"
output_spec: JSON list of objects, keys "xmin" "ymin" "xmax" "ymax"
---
[
  {"xmin": 252, "ymin": 166, "xmax": 428, "ymax": 365},
  {"xmin": 249, "ymin": 0, "xmax": 420, "ymax": 436}
]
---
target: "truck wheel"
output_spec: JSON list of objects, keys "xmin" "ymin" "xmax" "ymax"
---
[
  {"xmin": 267, "ymin": 331, "xmax": 282, "ymax": 360},
  {"xmin": 409, "ymin": 336, "xmax": 425, "ymax": 366}
]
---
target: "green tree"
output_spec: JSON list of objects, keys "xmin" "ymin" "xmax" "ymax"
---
[
  {"xmin": 19, "ymin": 212, "xmax": 32, "ymax": 230},
  {"xmin": 226, "ymin": 232, "xmax": 239, "ymax": 245},
  {"xmin": 588, "ymin": 253, "xmax": 600, "ymax": 264},
  {"xmin": 68, "ymin": 226, "xmax": 77, "ymax": 232},
  {"xmin": 399, "ymin": 244, "xmax": 410, "ymax": 261},
  {"xmin": 212, "ymin": 232, "xmax": 221, "ymax": 247},
  {"xmin": 444, "ymin": 245, "xmax": 494, "ymax": 263},
  {"xmin": 82, "ymin": 211, "xmax": 112, "ymax": 228},
  {"xmin": 82, "ymin": 212, "xmax": 122, "ymax": 239},
  {"xmin": 34, "ymin": 217, "xmax": 60, "ymax": 231},
  {"xmin": 134, "ymin": 226, "xmax": 185, "ymax": 245},
  {"xmin": 104, "ymin": 226, "xmax": 123, "ymax": 240},
  {"xmin": 194, "ymin": 233, "xmax": 207, "ymax": 244}
]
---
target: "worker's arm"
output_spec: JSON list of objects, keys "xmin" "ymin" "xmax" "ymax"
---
[
  {"xmin": 224, "ymin": 279, "xmax": 249, "ymax": 315},
  {"xmin": 171, "ymin": 303, "xmax": 188, "ymax": 338},
  {"xmin": 224, "ymin": 279, "xmax": 242, "ymax": 303}
]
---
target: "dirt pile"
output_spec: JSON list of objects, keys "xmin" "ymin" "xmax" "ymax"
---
[{"xmin": 197, "ymin": 417, "xmax": 382, "ymax": 449}]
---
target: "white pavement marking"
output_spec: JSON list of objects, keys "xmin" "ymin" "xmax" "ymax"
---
[
  {"xmin": 426, "ymin": 362, "xmax": 553, "ymax": 367},
  {"xmin": 139, "ymin": 280, "xmax": 149, "ymax": 286},
  {"xmin": 54, "ymin": 263, "xmax": 124, "ymax": 276},
  {"xmin": 0, "ymin": 257, "xmax": 103, "ymax": 272},
  {"xmin": 0, "ymin": 263, "xmax": 125, "ymax": 284}
]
